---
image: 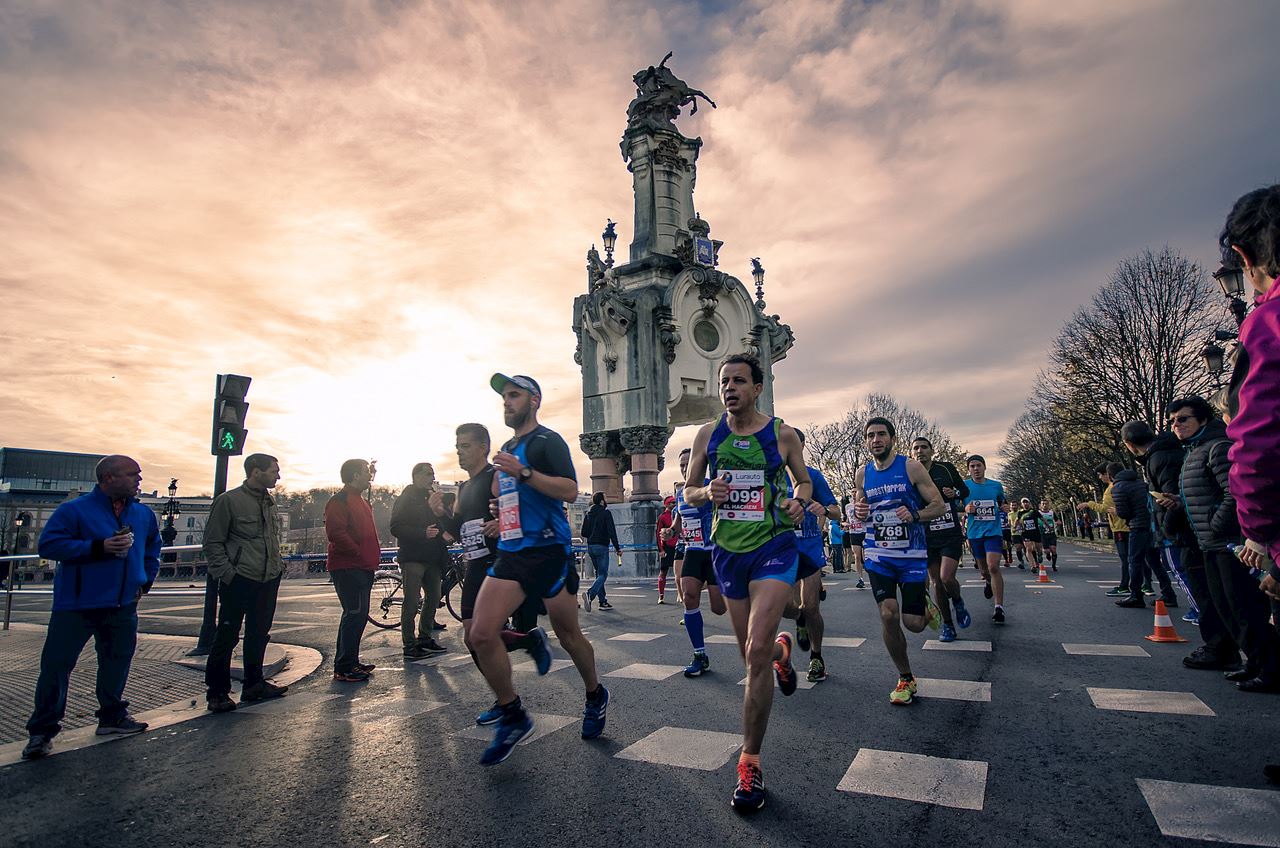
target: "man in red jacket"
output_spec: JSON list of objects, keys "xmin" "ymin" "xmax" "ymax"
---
[{"xmin": 325, "ymin": 459, "xmax": 381, "ymax": 682}]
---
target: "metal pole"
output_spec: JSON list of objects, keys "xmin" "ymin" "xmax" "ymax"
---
[
  {"xmin": 2, "ymin": 556, "xmax": 15, "ymax": 631},
  {"xmin": 189, "ymin": 454, "xmax": 229, "ymax": 655}
]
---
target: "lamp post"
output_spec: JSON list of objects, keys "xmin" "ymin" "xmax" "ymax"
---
[
  {"xmin": 1201, "ymin": 341, "xmax": 1226, "ymax": 388},
  {"xmin": 161, "ymin": 478, "xmax": 180, "ymax": 563},
  {"xmin": 1213, "ymin": 264, "xmax": 1249, "ymax": 327},
  {"xmin": 751, "ymin": 257, "xmax": 766, "ymax": 310},
  {"xmin": 602, "ymin": 219, "xmax": 617, "ymax": 268}
]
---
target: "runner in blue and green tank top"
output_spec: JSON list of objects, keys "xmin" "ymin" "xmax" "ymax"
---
[
  {"xmin": 683, "ymin": 354, "xmax": 810, "ymax": 814},
  {"xmin": 853, "ymin": 417, "xmax": 946, "ymax": 707}
]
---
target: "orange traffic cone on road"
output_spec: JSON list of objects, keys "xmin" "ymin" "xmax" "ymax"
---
[
  {"xmin": 1144, "ymin": 599, "xmax": 1188, "ymax": 643},
  {"xmin": 1037, "ymin": 562, "xmax": 1052, "ymax": 583}
]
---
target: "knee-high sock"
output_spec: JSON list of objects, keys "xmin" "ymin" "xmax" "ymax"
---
[
  {"xmin": 501, "ymin": 629, "xmax": 532, "ymax": 651},
  {"xmin": 684, "ymin": 609, "xmax": 705, "ymax": 651},
  {"xmin": 658, "ymin": 572, "xmax": 667, "ymax": 596}
]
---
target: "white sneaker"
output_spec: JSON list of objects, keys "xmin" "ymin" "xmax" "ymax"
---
[{"xmin": 581, "ymin": 591, "xmax": 593, "ymax": 612}]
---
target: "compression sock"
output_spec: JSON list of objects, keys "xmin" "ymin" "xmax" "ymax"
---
[
  {"xmin": 739, "ymin": 751, "xmax": 761, "ymax": 768},
  {"xmin": 501, "ymin": 629, "xmax": 532, "ymax": 652},
  {"xmin": 501, "ymin": 696, "xmax": 524, "ymax": 717},
  {"xmin": 587, "ymin": 684, "xmax": 606, "ymax": 703},
  {"xmin": 684, "ymin": 609, "xmax": 705, "ymax": 651},
  {"xmin": 796, "ymin": 610, "xmax": 806, "ymax": 628},
  {"xmin": 658, "ymin": 572, "xmax": 667, "ymax": 597},
  {"xmin": 900, "ymin": 672, "xmax": 914, "ymax": 682}
]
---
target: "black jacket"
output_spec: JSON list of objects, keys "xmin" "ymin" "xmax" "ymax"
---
[
  {"xmin": 581, "ymin": 504, "xmax": 620, "ymax": 550},
  {"xmin": 1111, "ymin": 469, "xmax": 1153, "ymax": 535},
  {"xmin": 390, "ymin": 484, "xmax": 450, "ymax": 565},
  {"xmin": 1134, "ymin": 432, "xmax": 1194, "ymax": 546},
  {"xmin": 1178, "ymin": 420, "xmax": 1241, "ymax": 553}
]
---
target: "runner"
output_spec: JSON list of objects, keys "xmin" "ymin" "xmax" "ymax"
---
[
  {"xmin": 1008, "ymin": 502, "xmax": 1026, "ymax": 568},
  {"xmin": 1014, "ymin": 498, "xmax": 1048, "ymax": 569},
  {"xmin": 1039, "ymin": 499, "xmax": 1059, "ymax": 571},
  {"xmin": 910, "ymin": 437, "xmax": 972, "ymax": 643},
  {"xmin": 670, "ymin": 447, "xmax": 725, "ymax": 677},
  {"xmin": 655, "ymin": 497, "xmax": 678, "ymax": 604},
  {"xmin": 784, "ymin": 429, "xmax": 842, "ymax": 683},
  {"xmin": 854, "ymin": 418, "xmax": 947, "ymax": 705},
  {"xmin": 844, "ymin": 498, "xmax": 868, "ymax": 589},
  {"xmin": 1000, "ymin": 507, "xmax": 1015, "ymax": 567},
  {"xmin": 470, "ymin": 374, "xmax": 607, "ymax": 766},
  {"xmin": 964, "ymin": 455, "xmax": 1008, "ymax": 623},
  {"xmin": 441, "ymin": 423, "xmax": 552, "ymax": 727},
  {"xmin": 683, "ymin": 353, "xmax": 810, "ymax": 813}
]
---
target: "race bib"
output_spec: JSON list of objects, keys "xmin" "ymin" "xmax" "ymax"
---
[
  {"xmin": 928, "ymin": 502, "xmax": 956, "ymax": 531},
  {"xmin": 498, "ymin": 477, "xmax": 522, "ymax": 542},
  {"xmin": 680, "ymin": 520, "xmax": 704, "ymax": 546},
  {"xmin": 872, "ymin": 509, "xmax": 909, "ymax": 549},
  {"xmin": 721, "ymin": 470, "xmax": 765, "ymax": 521},
  {"xmin": 461, "ymin": 518, "xmax": 488, "ymax": 560},
  {"xmin": 845, "ymin": 504, "xmax": 864, "ymax": 534},
  {"xmin": 972, "ymin": 500, "xmax": 997, "ymax": 521},
  {"xmin": 1022, "ymin": 518, "xmax": 1037, "ymax": 532}
]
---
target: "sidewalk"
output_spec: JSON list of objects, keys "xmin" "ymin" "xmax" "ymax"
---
[{"xmin": 0, "ymin": 623, "xmax": 293, "ymax": 746}]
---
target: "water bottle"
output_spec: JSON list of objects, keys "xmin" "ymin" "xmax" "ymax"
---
[{"xmin": 1228, "ymin": 544, "xmax": 1264, "ymax": 582}]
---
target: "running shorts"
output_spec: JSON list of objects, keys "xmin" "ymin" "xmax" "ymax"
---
[
  {"xmin": 489, "ymin": 546, "xmax": 573, "ymax": 600},
  {"xmin": 1044, "ymin": 534, "xmax": 1057, "ymax": 546},
  {"xmin": 969, "ymin": 536, "xmax": 1004, "ymax": 559},
  {"xmin": 659, "ymin": 547, "xmax": 675, "ymax": 572},
  {"xmin": 680, "ymin": 548, "xmax": 717, "ymax": 585},
  {"xmin": 868, "ymin": 569, "xmax": 928, "ymax": 616},
  {"xmin": 711, "ymin": 533, "xmax": 798, "ymax": 600},
  {"xmin": 460, "ymin": 556, "xmax": 494, "ymax": 620},
  {"xmin": 928, "ymin": 542, "xmax": 965, "ymax": 563}
]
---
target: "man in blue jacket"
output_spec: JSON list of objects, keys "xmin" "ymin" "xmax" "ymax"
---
[{"xmin": 21, "ymin": 455, "xmax": 161, "ymax": 760}]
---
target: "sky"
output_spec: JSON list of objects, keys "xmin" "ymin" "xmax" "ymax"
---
[{"xmin": 1, "ymin": 0, "xmax": 1278, "ymax": 496}]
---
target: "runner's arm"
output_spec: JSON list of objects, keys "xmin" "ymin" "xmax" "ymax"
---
[
  {"xmin": 905, "ymin": 459, "xmax": 946, "ymax": 521},
  {"xmin": 778, "ymin": 424, "xmax": 812, "ymax": 506},
  {"xmin": 521, "ymin": 432, "xmax": 580, "ymax": 503},
  {"xmin": 683, "ymin": 423, "xmax": 716, "ymax": 506}
]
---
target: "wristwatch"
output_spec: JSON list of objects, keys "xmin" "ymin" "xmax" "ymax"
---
[{"xmin": 518, "ymin": 466, "xmax": 533, "ymax": 482}]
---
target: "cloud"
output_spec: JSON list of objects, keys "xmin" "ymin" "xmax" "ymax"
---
[{"xmin": 0, "ymin": 0, "xmax": 1276, "ymax": 498}]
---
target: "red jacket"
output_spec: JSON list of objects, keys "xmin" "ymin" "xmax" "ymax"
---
[
  {"xmin": 656, "ymin": 510, "xmax": 677, "ymax": 551},
  {"xmin": 324, "ymin": 488, "xmax": 381, "ymax": 571}
]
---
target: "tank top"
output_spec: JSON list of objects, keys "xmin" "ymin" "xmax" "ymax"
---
[
  {"xmin": 497, "ymin": 428, "xmax": 571, "ymax": 552},
  {"xmin": 1040, "ymin": 510, "xmax": 1056, "ymax": 535},
  {"xmin": 707, "ymin": 415, "xmax": 793, "ymax": 553},
  {"xmin": 862, "ymin": 454, "xmax": 927, "ymax": 564},
  {"xmin": 675, "ymin": 483, "xmax": 714, "ymax": 552}
]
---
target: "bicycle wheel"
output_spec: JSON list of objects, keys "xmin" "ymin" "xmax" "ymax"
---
[
  {"xmin": 368, "ymin": 574, "xmax": 403, "ymax": 629},
  {"xmin": 445, "ymin": 569, "xmax": 466, "ymax": 622}
]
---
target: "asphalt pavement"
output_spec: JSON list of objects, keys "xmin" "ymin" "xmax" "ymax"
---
[{"xmin": 1, "ymin": 543, "xmax": 1278, "ymax": 848}]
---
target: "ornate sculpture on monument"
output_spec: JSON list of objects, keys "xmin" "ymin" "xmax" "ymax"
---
[{"xmin": 572, "ymin": 54, "xmax": 794, "ymax": 575}]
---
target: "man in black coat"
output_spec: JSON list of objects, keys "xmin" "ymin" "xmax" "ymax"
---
[
  {"xmin": 390, "ymin": 463, "xmax": 451, "ymax": 658},
  {"xmin": 1111, "ymin": 465, "xmax": 1177, "ymax": 608}
]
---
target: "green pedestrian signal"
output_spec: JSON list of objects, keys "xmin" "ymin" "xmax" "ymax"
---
[
  {"xmin": 211, "ymin": 373, "xmax": 251, "ymax": 457},
  {"xmin": 219, "ymin": 429, "xmax": 238, "ymax": 451}
]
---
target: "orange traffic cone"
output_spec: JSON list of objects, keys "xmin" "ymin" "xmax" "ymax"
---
[
  {"xmin": 1037, "ymin": 562, "xmax": 1052, "ymax": 583},
  {"xmin": 1144, "ymin": 599, "xmax": 1188, "ymax": 643}
]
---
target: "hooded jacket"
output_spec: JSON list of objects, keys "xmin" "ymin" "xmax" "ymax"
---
[
  {"xmin": 1178, "ymin": 420, "xmax": 1240, "ymax": 553},
  {"xmin": 38, "ymin": 487, "xmax": 162, "ymax": 611},
  {"xmin": 1227, "ymin": 278, "xmax": 1280, "ymax": 565},
  {"xmin": 581, "ymin": 503, "xmax": 620, "ymax": 550},
  {"xmin": 1134, "ymin": 431, "xmax": 1194, "ymax": 547},
  {"xmin": 1110, "ymin": 469, "xmax": 1154, "ymax": 536}
]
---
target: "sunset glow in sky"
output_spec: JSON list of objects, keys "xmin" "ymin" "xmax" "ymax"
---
[{"xmin": 2, "ymin": 1, "xmax": 1277, "ymax": 495}]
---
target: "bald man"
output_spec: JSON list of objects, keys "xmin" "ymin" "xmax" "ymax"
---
[{"xmin": 22, "ymin": 455, "xmax": 162, "ymax": 760}]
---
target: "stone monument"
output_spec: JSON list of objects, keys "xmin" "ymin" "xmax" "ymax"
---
[{"xmin": 572, "ymin": 53, "xmax": 795, "ymax": 576}]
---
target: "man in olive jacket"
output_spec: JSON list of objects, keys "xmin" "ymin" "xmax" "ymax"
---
[{"xmin": 202, "ymin": 453, "xmax": 288, "ymax": 712}]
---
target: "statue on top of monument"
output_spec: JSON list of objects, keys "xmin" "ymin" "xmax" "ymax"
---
[{"xmin": 626, "ymin": 52, "xmax": 716, "ymax": 135}]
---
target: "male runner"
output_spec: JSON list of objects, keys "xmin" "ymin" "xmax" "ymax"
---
[
  {"xmin": 1008, "ymin": 503, "xmax": 1026, "ymax": 568},
  {"xmin": 670, "ymin": 448, "xmax": 725, "ymax": 677},
  {"xmin": 1000, "ymin": 507, "xmax": 1015, "ymax": 567},
  {"xmin": 470, "ymin": 375, "xmax": 607, "ymax": 765},
  {"xmin": 684, "ymin": 353, "xmax": 809, "ymax": 813},
  {"xmin": 855, "ymin": 419, "xmax": 946, "ymax": 705},
  {"xmin": 1014, "ymin": 498, "xmax": 1048, "ymax": 568},
  {"xmin": 964, "ymin": 455, "xmax": 1008, "ymax": 623},
  {"xmin": 441, "ymin": 422, "xmax": 551, "ymax": 726},
  {"xmin": 844, "ymin": 499, "xmax": 868, "ymax": 589},
  {"xmin": 655, "ymin": 497, "xmax": 678, "ymax": 604},
  {"xmin": 785, "ymin": 430, "xmax": 842, "ymax": 682},
  {"xmin": 1039, "ymin": 499, "xmax": 1059, "ymax": 570},
  {"xmin": 910, "ymin": 437, "xmax": 972, "ymax": 643}
]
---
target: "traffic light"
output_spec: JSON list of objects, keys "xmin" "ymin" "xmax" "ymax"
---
[{"xmin": 211, "ymin": 373, "xmax": 251, "ymax": 456}]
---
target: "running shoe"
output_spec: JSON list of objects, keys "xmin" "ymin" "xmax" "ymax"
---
[
  {"xmin": 1104, "ymin": 587, "xmax": 1129, "ymax": 597},
  {"xmin": 333, "ymin": 669, "xmax": 371, "ymax": 683},
  {"xmin": 773, "ymin": 633, "xmax": 797, "ymax": 696},
  {"xmin": 819, "ymin": 586, "xmax": 827, "ymax": 602},
  {"xmin": 597, "ymin": 600, "xmax": 614, "ymax": 610},
  {"xmin": 95, "ymin": 713, "xmax": 148, "ymax": 735},
  {"xmin": 684, "ymin": 652, "xmax": 710, "ymax": 678},
  {"xmin": 925, "ymin": 597, "xmax": 942, "ymax": 631},
  {"xmin": 732, "ymin": 760, "xmax": 766, "ymax": 812},
  {"xmin": 983, "ymin": 581, "xmax": 993, "ymax": 600},
  {"xmin": 581, "ymin": 685, "xmax": 609, "ymax": 739},
  {"xmin": 527, "ymin": 626, "xmax": 552, "ymax": 675},
  {"xmin": 581, "ymin": 590, "xmax": 593, "ymax": 612},
  {"xmin": 796, "ymin": 623, "xmax": 811, "ymax": 652},
  {"xmin": 992, "ymin": 606, "xmax": 1005, "ymax": 624},
  {"xmin": 807, "ymin": 656, "xmax": 827, "ymax": 682},
  {"xmin": 657, "ymin": 596, "xmax": 665, "ymax": 605},
  {"xmin": 475, "ymin": 702, "xmax": 503, "ymax": 726},
  {"xmin": 953, "ymin": 598, "xmax": 972, "ymax": 629},
  {"xmin": 20, "ymin": 734, "xmax": 52, "ymax": 760},
  {"xmin": 939, "ymin": 622, "xmax": 957, "ymax": 643},
  {"xmin": 1141, "ymin": 584, "xmax": 1156, "ymax": 596},
  {"xmin": 480, "ymin": 710, "xmax": 535, "ymax": 766},
  {"xmin": 356, "ymin": 662, "xmax": 376, "ymax": 673},
  {"xmin": 855, "ymin": 579, "xmax": 866, "ymax": 590},
  {"xmin": 1183, "ymin": 609, "xmax": 1200, "ymax": 625},
  {"xmin": 889, "ymin": 677, "xmax": 916, "ymax": 706}
]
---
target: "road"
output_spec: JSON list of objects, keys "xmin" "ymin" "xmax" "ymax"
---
[{"xmin": 1, "ymin": 542, "xmax": 1276, "ymax": 848}]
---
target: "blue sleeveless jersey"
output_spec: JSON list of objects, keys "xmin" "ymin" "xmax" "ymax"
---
[
  {"xmin": 675, "ymin": 483, "xmax": 714, "ymax": 552},
  {"xmin": 496, "ymin": 434, "xmax": 571, "ymax": 552},
  {"xmin": 862, "ymin": 454, "xmax": 927, "ymax": 569},
  {"xmin": 792, "ymin": 465, "xmax": 836, "ymax": 562}
]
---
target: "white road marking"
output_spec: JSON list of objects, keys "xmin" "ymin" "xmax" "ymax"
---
[
  {"xmin": 923, "ymin": 640, "xmax": 992, "ymax": 652},
  {"xmin": 615, "ymin": 726, "xmax": 743, "ymax": 771},
  {"xmin": 1063, "ymin": 644, "xmax": 1150, "ymax": 657},
  {"xmin": 912, "ymin": 678, "xmax": 992, "ymax": 702},
  {"xmin": 1087, "ymin": 687, "xmax": 1215, "ymax": 716},
  {"xmin": 1137, "ymin": 778, "xmax": 1280, "ymax": 846},
  {"xmin": 605, "ymin": 663, "xmax": 685, "ymax": 681},
  {"xmin": 837, "ymin": 748, "xmax": 988, "ymax": 811}
]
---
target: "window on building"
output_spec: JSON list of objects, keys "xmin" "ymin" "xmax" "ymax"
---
[
  {"xmin": 185, "ymin": 535, "xmax": 194, "ymax": 545},
  {"xmin": 187, "ymin": 517, "xmax": 195, "ymax": 528}
]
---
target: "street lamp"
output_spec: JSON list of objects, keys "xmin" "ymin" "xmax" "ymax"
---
[
  {"xmin": 13, "ymin": 511, "xmax": 30, "ymax": 551},
  {"xmin": 1201, "ymin": 341, "xmax": 1226, "ymax": 386},
  {"xmin": 1213, "ymin": 264, "xmax": 1249, "ymax": 327},
  {"xmin": 751, "ymin": 257, "xmax": 766, "ymax": 309},
  {"xmin": 161, "ymin": 478, "xmax": 180, "ymax": 563},
  {"xmin": 601, "ymin": 219, "xmax": 617, "ymax": 267}
]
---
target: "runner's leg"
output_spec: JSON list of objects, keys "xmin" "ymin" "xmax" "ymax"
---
[{"xmin": 545, "ymin": 588, "xmax": 600, "ymax": 692}]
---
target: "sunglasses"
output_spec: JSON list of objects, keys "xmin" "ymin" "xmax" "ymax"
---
[{"xmin": 1167, "ymin": 414, "xmax": 1195, "ymax": 425}]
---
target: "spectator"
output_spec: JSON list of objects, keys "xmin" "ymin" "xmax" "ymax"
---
[
  {"xmin": 1078, "ymin": 463, "xmax": 1132, "ymax": 598},
  {"xmin": 1170, "ymin": 396, "xmax": 1279, "ymax": 692},
  {"xmin": 21, "ymin": 455, "xmax": 159, "ymax": 760},
  {"xmin": 1110, "ymin": 460, "xmax": 1177, "ymax": 609},
  {"xmin": 202, "ymin": 453, "xmax": 289, "ymax": 713},
  {"xmin": 325, "ymin": 459, "xmax": 381, "ymax": 682},
  {"xmin": 655, "ymin": 496, "xmax": 678, "ymax": 604},
  {"xmin": 390, "ymin": 462, "xmax": 450, "ymax": 659},
  {"xmin": 828, "ymin": 517, "xmax": 845, "ymax": 573},
  {"xmin": 581, "ymin": 492, "xmax": 621, "ymax": 610}
]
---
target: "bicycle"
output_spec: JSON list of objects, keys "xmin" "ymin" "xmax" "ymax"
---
[{"xmin": 367, "ymin": 555, "xmax": 468, "ymax": 630}]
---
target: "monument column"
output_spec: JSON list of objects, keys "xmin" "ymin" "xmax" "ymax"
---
[
  {"xmin": 620, "ymin": 425, "xmax": 669, "ymax": 502},
  {"xmin": 579, "ymin": 432, "xmax": 624, "ymax": 504}
]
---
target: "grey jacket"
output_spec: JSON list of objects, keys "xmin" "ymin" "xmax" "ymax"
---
[
  {"xmin": 203, "ymin": 483, "xmax": 285, "ymax": 583},
  {"xmin": 1178, "ymin": 420, "xmax": 1241, "ymax": 553}
]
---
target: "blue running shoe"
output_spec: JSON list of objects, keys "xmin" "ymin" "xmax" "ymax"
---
[
  {"xmin": 939, "ymin": 622, "xmax": 957, "ymax": 643},
  {"xmin": 581, "ymin": 685, "xmax": 609, "ymax": 739},
  {"xmin": 527, "ymin": 626, "xmax": 552, "ymax": 676},
  {"xmin": 480, "ymin": 710, "xmax": 534, "ymax": 766},
  {"xmin": 953, "ymin": 598, "xmax": 972, "ymax": 629},
  {"xmin": 683, "ymin": 652, "xmax": 710, "ymax": 678},
  {"xmin": 732, "ymin": 760, "xmax": 766, "ymax": 813},
  {"xmin": 475, "ymin": 702, "xmax": 503, "ymax": 726},
  {"xmin": 1183, "ymin": 610, "xmax": 1200, "ymax": 625}
]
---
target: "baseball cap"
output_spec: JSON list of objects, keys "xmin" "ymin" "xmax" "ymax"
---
[
  {"xmin": 663, "ymin": 495, "xmax": 676, "ymax": 506},
  {"xmin": 490, "ymin": 373, "xmax": 542, "ymax": 397}
]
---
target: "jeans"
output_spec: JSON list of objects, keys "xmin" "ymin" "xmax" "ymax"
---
[
  {"xmin": 1112, "ymin": 531, "xmax": 1130, "ymax": 588},
  {"xmin": 1204, "ymin": 548, "xmax": 1280, "ymax": 680},
  {"xmin": 586, "ymin": 545, "xmax": 611, "ymax": 603},
  {"xmin": 205, "ymin": 574, "xmax": 281, "ymax": 697},
  {"xmin": 829, "ymin": 545, "xmax": 845, "ymax": 572},
  {"xmin": 400, "ymin": 560, "xmax": 443, "ymax": 647},
  {"xmin": 331, "ymin": 568, "xmax": 374, "ymax": 674},
  {"xmin": 1125, "ymin": 532, "xmax": 1173, "ymax": 599},
  {"xmin": 27, "ymin": 604, "xmax": 139, "ymax": 737}
]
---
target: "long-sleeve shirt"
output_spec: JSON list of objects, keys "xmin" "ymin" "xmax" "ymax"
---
[
  {"xmin": 324, "ymin": 488, "xmax": 381, "ymax": 571},
  {"xmin": 1083, "ymin": 484, "xmax": 1128, "ymax": 533}
]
